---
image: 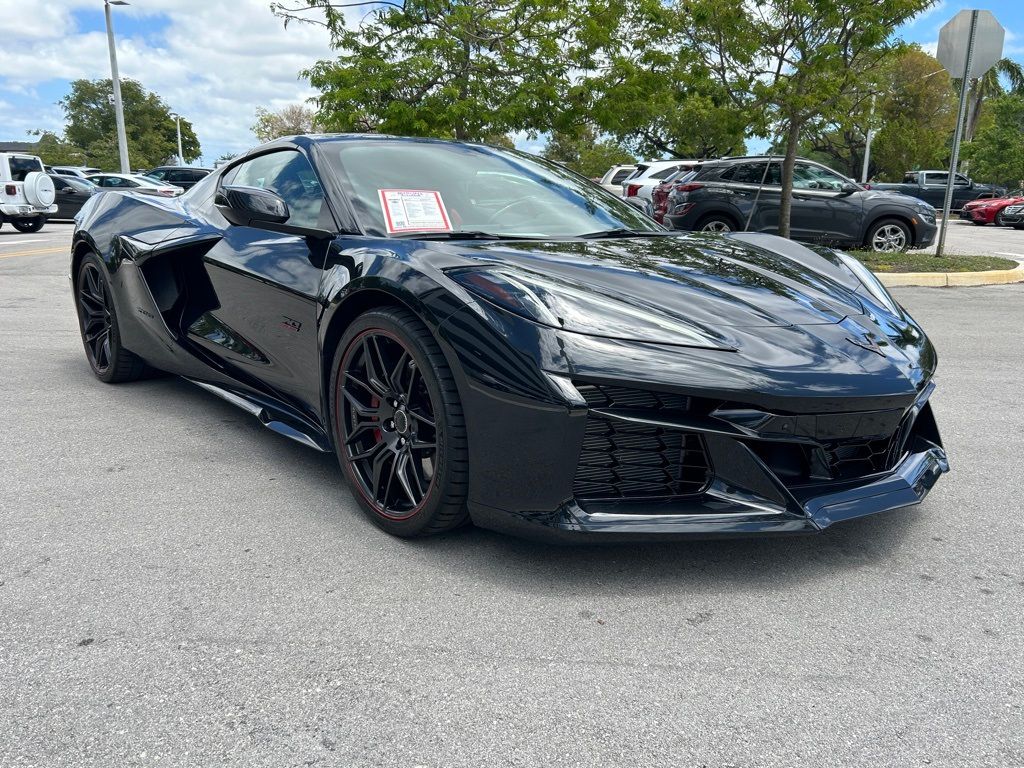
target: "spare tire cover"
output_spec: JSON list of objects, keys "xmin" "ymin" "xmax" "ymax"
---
[{"xmin": 24, "ymin": 172, "xmax": 56, "ymax": 207}]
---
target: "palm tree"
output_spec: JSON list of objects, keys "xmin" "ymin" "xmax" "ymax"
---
[{"xmin": 961, "ymin": 58, "xmax": 1024, "ymax": 141}]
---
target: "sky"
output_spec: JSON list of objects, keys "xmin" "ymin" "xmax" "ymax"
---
[{"xmin": 1, "ymin": 0, "xmax": 1023, "ymax": 164}]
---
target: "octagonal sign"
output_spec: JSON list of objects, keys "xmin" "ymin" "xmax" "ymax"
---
[{"xmin": 937, "ymin": 9, "xmax": 1004, "ymax": 80}]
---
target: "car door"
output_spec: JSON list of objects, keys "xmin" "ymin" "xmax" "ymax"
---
[
  {"xmin": 188, "ymin": 149, "xmax": 329, "ymax": 417},
  {"xmin": 920, "ymin": 172, "xmax": 947, "ymax": 207},
  {"xmin": 51, "ymin": 176, "xmax": 78, "ymax": 218},
  {"xmin": 719, "ymin": 161, "xmax": 782, "ymax": 232},
  {"xmin": 789, "ymin": 162, "xmax": 863, "ymax": 243}
]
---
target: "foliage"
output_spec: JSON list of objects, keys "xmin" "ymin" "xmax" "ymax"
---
[
  {"xmin": 850, "ymin": 250, "xmax": 1017, "ymax": 273},
  {"xmin": 251, "ymin": 103, "xmax": 320, "ymax": 142},
  {"xmin": 961, "ymin": 58, "xmax": 1024, "ymax": 142},
  {"xmin": 679, "ymin": 0, "xmax": 934, "ymax": 236},
  {"xmin": 961, "ymin": 95, "xmax": 1024, "ymax": 188},
  {"xmin": 60, "ymin": 78, "xmax": 200, "ymax": 168},
  {"xmin": 543, "ymin": 126, "xmax": 636, "ymax": 178},
  {"xmin": 27, "ymin": 131, "xmax": 87, "ymax": 166},
  {"xmin": 869, "ymin": 47, "xmax": 956, "ymax": 180},
  {"xmin": 276, "ymin": 0, "xmax": 607, "ymax": 141}
]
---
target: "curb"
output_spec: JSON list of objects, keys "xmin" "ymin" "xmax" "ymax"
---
[{"xmin": 876, "ymin": 263, "xmax": 1024, "ymax": 288}]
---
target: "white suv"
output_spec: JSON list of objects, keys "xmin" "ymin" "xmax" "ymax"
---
[
  {"xmin": 621, "ymin": 159, "xmax": 702, "ymax": 201},
  {"xmin": 1, "ymin": 153, "xmax": 57, "ymax": 232}
]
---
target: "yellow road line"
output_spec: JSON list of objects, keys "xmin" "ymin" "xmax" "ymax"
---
[{"xmin": 0, "ymin": 246, "xmax": 68, "ymax": 260}]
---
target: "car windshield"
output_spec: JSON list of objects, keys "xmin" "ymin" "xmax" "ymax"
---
[
  {"xmin": 327, "ymin": 140, "xmax": 663, "ymax": 238},
  {"xmin": 63, "ymin": 177, "xmax": 96, "ymax": 191}
]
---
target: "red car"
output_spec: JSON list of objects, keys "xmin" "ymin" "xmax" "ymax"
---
[
  {"xmin": 959, "ymin": 192, "xmax": 1024, "ymax": 226},
  {"xmin": 651, "ymin": 169, "xmax": 698, "ymax": 223}
]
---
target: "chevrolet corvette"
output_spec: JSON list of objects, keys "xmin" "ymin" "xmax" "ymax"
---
[{"xmin": 71, "ymin": 135, "xmax": 948, "ymax": 540}]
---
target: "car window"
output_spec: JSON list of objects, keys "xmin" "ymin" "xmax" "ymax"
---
[
  {"xmin": 650, "ymin": 166, "xmax": 680, "ymax": 180},
  {"xmin": 166, "ymin": 170, "xmax": 190, "ymax": 182},
  {"xmin": 954, "ymin": 173, "xmax": 970, "ymax": 186},
  {"xmin": 64, "ymin": 177, "xmax": 95, "ymax": 191},
  {"xmin": 610, "ymin": 168, "xmax": 633, "ymax": 185},
  {"xmin": 924, "ymin": 173, "xmax": 947, "ymax": 186},
  {"xmin": 229, "ymin": 150, "xmax": 326, "ymax": 229},
  {"xmin": 51, "ymin": 176, "xmax": 71, "ymax": 190},
  {"xmin": 8, "ymin": 156, "xmax": 44, "ymax": 181},
  {"xmin": 147, "ymin": 169, "xmax": 167, "ymax": 180},
  {"xmin": 54, "ymin": 169, "xmax": 75, "ymax": 176},
  {"xmin": 792, "ymin": 163, "xmax": 848, "ymax": 191},
  {"xmin": 719, "ymin": 162, "xmax": 780, "ymax": 185},
  {"xmin": 328, "ymin": 141, "xmax": 659, "ymax": 238}
]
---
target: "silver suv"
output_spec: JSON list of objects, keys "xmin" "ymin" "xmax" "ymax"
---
[{"xmin": 1, "ymin": 153, "xmax": 58, "ymax": 232}]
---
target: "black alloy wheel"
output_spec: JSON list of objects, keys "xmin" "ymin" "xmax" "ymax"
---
[
  {"xmin": 75, "ymin": 255, "xmax": 148, "ymax": 382},
  {"xmin": 331, "ymin": 308, "xmax": 468, "ymax": 537}
]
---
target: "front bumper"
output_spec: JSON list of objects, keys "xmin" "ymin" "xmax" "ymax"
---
[
  {"xmin": 914, "ymin": 217, "xmax": 938, "ymax": 248},
  {"xmin": 471, "ymin": 440, "xmax": 948, "ymax": 541}
]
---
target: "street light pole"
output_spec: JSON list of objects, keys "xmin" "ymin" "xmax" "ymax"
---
[
  {"xmin": 104, "ymin": 0, "xmax": 131, "ymax": 173},
  {"xmin": 171, "ymin": 113, "xmax": 184, "ymax": 164}
]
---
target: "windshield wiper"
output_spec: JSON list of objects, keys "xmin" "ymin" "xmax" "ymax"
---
[
  {"xmin": 578, "ymin": 228, "xmax": 664, "ymax": 239},
  {"xmin": 393, "ymin": 230, "xmax": 508, "ymax": 241}
]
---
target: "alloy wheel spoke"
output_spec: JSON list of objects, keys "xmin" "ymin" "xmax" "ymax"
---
[
  {"xmin": 407, "ymin": 410, "xmax": 435, "ymax": 429},
  {"xmin": 393, "ymin": 452, "xmax": 420, "ymax": 507},
  {"xmin": 342, "ymin": 387, "xmax": 380, "ymax": 419},
  {"xmin": 369, "ymin": 445, "xmax": 395, "ymax": 503},
  {"xmin": 363, "ymin": 336, "xmax": 393, "ymax": 396}
]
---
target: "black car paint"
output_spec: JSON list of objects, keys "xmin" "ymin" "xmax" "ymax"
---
[
  {"xmin": 665, "ymin": 158, "xmax": 938, "ymax": 249},
  {"xmin": 71, "ymin": 136, "xmax": 948, "ymax": 540}
]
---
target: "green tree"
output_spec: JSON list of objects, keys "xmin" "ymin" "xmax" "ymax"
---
[
  {"xmin": 60, "ymin": 78, "xmax": 200, "ymax": 168},
  {"xmin": 251, "ymin": 103, "xmax": 320, "ymax": 142},
  {"xmin": 27, "ymin": 131, "xmax": 88, "ymax": 166},
  {"xmin": 962, "ymin": 95, "xmax": 1024, "ymax": 188},
  {"xmin": 543, "ymin": 127, "xmax": 636, "ymax": 177},
  {"xmin": 681, "ymin": 0, "xmax": 933, "ymax": 237},
  {"xmin": 962, "ymin": 58, "xmax": 1024, "ymax": 142},
  {"xmin": 273, "ymin": 0, "xmax": 609, "ymax": 141}
]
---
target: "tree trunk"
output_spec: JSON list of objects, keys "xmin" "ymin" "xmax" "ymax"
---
[{"xmin": 778, "ymin": 120, "xmax": 801, "ymax": 239}]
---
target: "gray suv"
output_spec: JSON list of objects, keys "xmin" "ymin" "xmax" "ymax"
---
[{"xmin": 664, "ymin": 156, "xmax": 938, "ymax": 252}]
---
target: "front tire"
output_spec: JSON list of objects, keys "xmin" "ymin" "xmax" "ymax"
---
[
  {"xmin": 75, "ymin": 254, "xmax": 148, "ymax": 382},
  {"xmin": 995, "ymin": 210, "xmax": 1008, "ymax": 227},
  {"xmin": 866, "ymin": 218, "xmax": 911, "ymax": 252},
  {"xmin": 12, "ymin": 216, "xmax": 44, "ymax": 233},
  {"xmin": 330, "ymin": 308, "xmax": 469, "ymax": 537}
]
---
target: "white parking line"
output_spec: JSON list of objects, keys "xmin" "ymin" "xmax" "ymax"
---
[
  {"xmin": 0, "ymin": 238, "xmax": 47, "ymax": 246},
  {"xmin": 995, "ymin": 252, "xmax": 1024, "ymax": 259}
]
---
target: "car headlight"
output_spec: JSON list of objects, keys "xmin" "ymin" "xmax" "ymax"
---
[
  {"xmin": 447, "ymin": 267, "xmax": 733, "ymax": 350},
  {"xmin": 918, "ymin": 207, "xmax": 936, "ymax": 223},
  {"xmin": 835, "ymin": 251, "xmax": 901, "ymax": 316}
]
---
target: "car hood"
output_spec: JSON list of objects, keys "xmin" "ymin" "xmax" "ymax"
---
[{"xmin": 432, "ymin": 232, "xmax": 869, "ymax": 330}]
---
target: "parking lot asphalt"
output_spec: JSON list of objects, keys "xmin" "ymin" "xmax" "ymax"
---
[{"xmin": 2, "ymin": 221, "xmax": 1023, "ymax": 768}]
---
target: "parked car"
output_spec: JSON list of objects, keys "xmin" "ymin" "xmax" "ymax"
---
[
  {"xmin": 651, "ymin": 169, "xmax": 694, "ymax": 223},
  {"xmin": 49, "ymin": 174, "xmax": 98, "ymax": 219},
  {"xmin": 871, "ymin": 171, "xmax": 1005, "ymax": 210},
  {"xmin": 86, "ymin": 172, "xmax": 183, "ymax": 197},
  {"xmin": 140, "ymin": 166, "xmax": 213, "ymax": 191},
  {"xmin": 621, "ymin": 159, "xmax": 701, "ymax": 201},
  {"xmin": 664, "ymin": 156, "xmax": 937, "ymax": 252},
  {"xmin": 0, "ymin": 152, "xmax": 57, "ymax": 232},
  {"xmin": 70, "ymin": 134, "xmax": 947, "ymax": 541},
  {"xmin": 597, "ymin": 164, "xmax": 636, "ymax": 195},
  {"xmin": 50, "ymin": 165, "xmax": 103, "ymax": 179},
  {"xmin": 996, "ymin": 203, "xmax": 1024, "ymax": 229},
  {"xmin": 958, "ymin": 191, "xmax": 1024, "ymax": 226}
]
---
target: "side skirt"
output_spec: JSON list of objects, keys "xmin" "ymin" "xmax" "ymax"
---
[{"xmin": 187, "ymin": 379, "xmax": 333, "ymax": 453}]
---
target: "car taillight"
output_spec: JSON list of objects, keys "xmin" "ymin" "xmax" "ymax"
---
[
  {"xmin": 4, "ymin": 184, "xmax": 16, "ymax": 196},
  {"xmin": 625, "ymin": 184, "xmax": 642, "ymax": 197},
  {"xmin": 157, "ymin": 189, "xmax": 176, "ymax": 197},
  {"xmin": 862, "ymin": 183, "xmax": 872, "ymax": 189},
  {"xmin": 673, "ymin": 182, "xmax": 703, "ymax": 192}
]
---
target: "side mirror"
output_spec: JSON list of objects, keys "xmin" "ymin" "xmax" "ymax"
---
[
  {"xmin": 840, "ymin": 182, "xmax": 860, "ymax": 195},
  {"xmin": 215, "ymin": 184, "xmax": 290, "ymax": 227}
]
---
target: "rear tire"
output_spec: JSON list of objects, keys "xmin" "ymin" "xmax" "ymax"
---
[
  {"xmin": 12, "ymin": 217, "xmax": 44, "ymax": 233},
  {"xmin": 75, "ymin": 254, "xmax": 149, "ymax": 383},
  {"xmin": 995, "ymin": 210, "xmax": 1007, "ymax": 227},
  {"xmin": 330, "ymin": 308, "xmax": 469, "ymax": 538},
  {"xmin": 695, "ymin": 214, "xmax": 737, "ymax": 233}
]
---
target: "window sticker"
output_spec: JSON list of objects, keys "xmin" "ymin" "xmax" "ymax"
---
[{"xmin": 378, "ymin": 189, "xmax": 452, "ymax": 233}]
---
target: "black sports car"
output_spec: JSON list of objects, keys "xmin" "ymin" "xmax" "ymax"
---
[{"xmin": 71, "ymin": 135, "xmax": 948, "ymax": 541}]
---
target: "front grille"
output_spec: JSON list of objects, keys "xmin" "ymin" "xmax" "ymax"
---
[
  {"xmin": 576, "ymin": 383, "xmax": 690, "ymax": 411},
  {"xmin": 572, "ymin": 383, "xmax": 710, "ymax": 501},
  {"xmin": 821, "ymin": 435, "xmax": 896, "ymax": 480}
]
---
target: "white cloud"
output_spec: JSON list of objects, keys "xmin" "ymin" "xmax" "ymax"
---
[{"xmin": 0, "ymin": 0, "xmax": 337, "ymax": 162}]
